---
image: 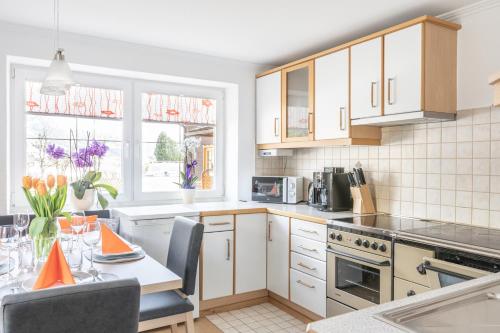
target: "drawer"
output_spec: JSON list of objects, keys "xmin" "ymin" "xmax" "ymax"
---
[
  {"xmin": 291, "ymin": 252, "xmax": 326, "ymax": 281},
  {"xmin": 291, "ymin": 219, "xmax": 326, "ymax": 243},
  {"xmin": 202, "ymin": 215, "xmax": 234, "ymax": 232},
  {"xmin": 394, "ymin": 277, "xmax": 431, "ymax": 300},
  {"xmin": 394, "ymin": 243, "xmax": 435, "ymax": 287},
  {"xmin": 291, "ymin": 235, "xmax": 326, "ymax": 262},
  {"xmin": 290, "ymin": 269, "xmax": 326, "ymax": 318}
]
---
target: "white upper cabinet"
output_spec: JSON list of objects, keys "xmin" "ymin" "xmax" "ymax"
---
[
  {"xmin": 351, "ymin": 37, "xmax": 383, "ymax": 119},
  {"xmin": 256, "ymin": 72, "xmax": 281, "ymax": 144},
  {"xmin": 314, "ymin": 49, "xmax": 349, "ymax": 140},
  {"xmin": 384, "ymin": 24, "xmax": 422, "ymax": 115}
]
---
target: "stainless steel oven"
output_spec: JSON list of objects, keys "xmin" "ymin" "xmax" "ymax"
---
[{"xmin": 421, "ymin": 257, "xmax": 489, "ymax": 289}]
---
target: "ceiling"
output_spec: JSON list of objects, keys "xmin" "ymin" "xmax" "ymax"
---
[{"xmin": 0, "ymin": 0, "xmax": 480, "ymax": 65}]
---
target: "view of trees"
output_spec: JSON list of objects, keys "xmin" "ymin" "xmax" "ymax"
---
[{"xmin": 154, "ymin": 131, "xmax": 182, "ymax": 162}]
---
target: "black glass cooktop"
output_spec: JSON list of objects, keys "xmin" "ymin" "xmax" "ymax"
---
[{"xmin": 329, "ymin": 215, "xmax": 500, "ymax": 253}]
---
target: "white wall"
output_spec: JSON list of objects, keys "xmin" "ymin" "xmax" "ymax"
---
[
  {"xmin": 0, "ymin": 20, "xmax": 267, "ymax": 213},
  {"xmin": 440, "ymin": 0, "xmax": 500, "ymax": 110}
]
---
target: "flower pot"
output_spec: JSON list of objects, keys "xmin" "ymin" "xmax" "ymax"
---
[
  {"xmin": 70, "ymin": 188, "xmax": 96, "ymax": 210},
  {"xmin": 181, "ymin": 189, "xmax": 196, "ymax": 204}
]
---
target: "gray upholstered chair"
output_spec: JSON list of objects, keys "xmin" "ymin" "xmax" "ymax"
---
[
  {"xmin": 1, "ymin": 278, "xmax": 140, "ymax": 333},
  {"xmin": 139, "ymin": 216, "xmax": 204, "ymax": 332}
]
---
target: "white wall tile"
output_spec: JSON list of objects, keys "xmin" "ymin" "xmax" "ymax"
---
[
  {"xmin": 441, "ymin": 190, "xmax": 456, "ymax": 206},
  {"xmin": 472, "ymin": 209, "xmax": 489, "ymax": 227},
  {"xmin": 441, "ymin": 174, "xmax": 456, "ymax": 190},
  {"xmin": 457, "ymin": 142, "xmax": 472, "ymax": 158},
  {"xmin": 456, "ymin": 191, "xmax": 472, "ymax": 207},
  {"xmin": 473, "ymin": 108, "xmax": 490, "ymax": 124},
  {"xmin": 473, "ymin": 124, "xmax": 491, "ymax": 141},
  {"xmin": 473, "ymin": 175, "xmax": 490, "ymax": 192},
  {"xmin": 456, "ymin": 207, "xmax": 472, "ymax": 224},
  {"xmin": 441, "ymin": 205, "xmax": 456, "ymax": 222},
  {"xmin": 457, "ymin": 126, "xmax": 472, "ymax": 142},
  {"xmin": 442, "ymin": 127, "xmax": 457, "ymax": 142}
]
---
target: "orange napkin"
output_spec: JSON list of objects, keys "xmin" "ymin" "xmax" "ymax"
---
[
  {"xmin": 58, "ymin": 215, "xmax": 97, "ymax": 234},
  {"xmin": 33, "ymin": 240, "xmax": 76, "ymax": 290},
  {"xmin": 101, "ymin": 224, "xmax": 133, "ymax": 255}
]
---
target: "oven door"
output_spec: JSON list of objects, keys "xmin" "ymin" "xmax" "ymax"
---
[
  {"xmin": 251, "ymin": 177, "xmax": 285, "ymax": 203},
  {"xmin": 421, "ymin": 257, "xmax": 490, "ymax": 289},
  {"xmin": 327, "ymin": 244, "xmax": 392, "ymax": 310}
]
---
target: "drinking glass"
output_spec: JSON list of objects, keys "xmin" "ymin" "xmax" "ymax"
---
[
  {"xmin": 14, "ymin": 213, "xmax": 30, "ymax": 240},
  {"xmin": 0, "ymin": 226, "xmax": 19, "ymax": 281},
  {"xmin": 61, "ymin": 238, "xmax": 82, "ymax": 271},
  {"xmin": 18, "ymin": 240, "xmax": 34, "ymax": 273},
  {"xmin": 82, "ymin": 221, "xmax": 116, "ymax": 281},
  {"xmin": 70, "ymin": 210, "xmax": 87, "ymax": 235}
]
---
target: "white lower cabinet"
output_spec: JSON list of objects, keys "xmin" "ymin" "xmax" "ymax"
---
[
  {"xmin": 267, "ymin": 214, "xmax": 290, "ymax": 299},
  {"xmin": 290, "ymin": 269, "xmax": 326, "ymax": 317},
  {"xmin": 291, "ymin": 252, "xmax": 326, "ymax": 281},
  {"xmin": 202, "ymin": 230, "xmax": 234, "ymax": 300},
  {"xmin": 235, "ymin": 213, "xmax": 267, "ymax": 294}
]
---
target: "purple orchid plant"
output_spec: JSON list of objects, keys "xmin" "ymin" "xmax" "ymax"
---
[
  {"xmin": 46, "ymin": 131, "xmax": 117, "ymax": 208},
  {"xmin": 175, "ymin": 137, "xmax": 201, "ymax": 189}
]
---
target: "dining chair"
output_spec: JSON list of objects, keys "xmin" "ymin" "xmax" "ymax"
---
[
  {"xmin": 139, "ymin": 216, "xmax": 204, "ymax": 333},
  {"xmin": 1, "ymin": 278, "xmax": 140, "ymax": 333}
]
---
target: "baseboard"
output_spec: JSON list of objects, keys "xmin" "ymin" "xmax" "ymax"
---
[
  {"xmin": 268, "ymin": 291, "xmax": 323, "ymax": 322},
  {"xmin": 200, "ymin": 289, "xmax": 269, "ymax": 312}
]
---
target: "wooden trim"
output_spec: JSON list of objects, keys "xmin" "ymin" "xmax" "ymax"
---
[
  {"xmin": 200, "ymin": 220, "xmax": 204, "ymax": 300},
  {"xmin": 256, "ymin": 15, "xmax": 460, "ymax": 78},
  {"xmin": 138, "ymin": 312, "xmax": 193, "ymax": 332},
  {"xmin": 380, "ymin": 35, "xmax": 385, "ymax": 116},
  {"xmin": 141, "ymin": 280, "xmax": 183, "ymax": 295},
  {"xmin": 266, "ymin": 209, "xmax": 327, "ymax": 225},
  {"xmin": 232, "ymin": 214, "xmax": 236, "ymax": 296},
  {"xmin": 199, "ymin": 208, "xmax": 267, "ymax": 216},
  {"xmin": 256, "ymin": 136, "xmax": 381, "ymax": 149},
  {"xmin": 268, "ymin": 291, "xmax": 323, "ymax": 322},
  {"xmin": 288, "ymin": 217, "xmax": 291, "ymax": 300},
  {"xmin": 200, "ymin": 289, "xmax": 269, "ymax": 311}
]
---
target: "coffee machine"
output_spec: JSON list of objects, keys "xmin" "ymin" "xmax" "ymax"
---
[{"xmin": 308, "ymin": 168, "xmax": 352, "ymax": 212}]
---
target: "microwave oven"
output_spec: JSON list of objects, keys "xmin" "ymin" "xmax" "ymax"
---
[{"xmin": 251, "ymin": 176, "xmax": 303, "ymax": 204}]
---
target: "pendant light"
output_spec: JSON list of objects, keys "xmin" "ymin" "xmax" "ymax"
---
[{"xmin": 40, "ymin": 0, "xmax": 74, "ymax": 96}]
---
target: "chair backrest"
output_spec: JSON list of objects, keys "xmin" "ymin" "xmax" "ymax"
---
[
  {"xmin": 0, "ymin": 215, "xmax": 14, "ymax": 226},
  {"xmin": 0, "ymin": 210, "xmax": 109, "ymax": 226},
  {"xmin": 1, "ymin": 279, "xmax": 140, "ymax": 333},
  {"xmin": 167, "ymin": 216, "xmax": 204, "ymax": 296}
]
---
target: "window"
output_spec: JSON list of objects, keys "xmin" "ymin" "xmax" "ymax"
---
[{"xmin": 11, "ymin": 66, "xmax": 224, "ymax": 210}]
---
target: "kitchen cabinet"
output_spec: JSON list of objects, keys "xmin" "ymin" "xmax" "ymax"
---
[
  {"xmin": 290, "ymin": 268, "xmax": 327, "ymax": 317},
  {"xmin": 202, "ymin": 230, "xmax": 234, "ymax": 300},
  {"xmin": 394, "ymin": 277, "xmax": 431, "ymax": 300},
  {"xmin": 314, "ymin": 49, "xmax": 349, "ymax": 140},
  {"xmin": 394, "ymin": 243, "xmax": 435, "ymax": 287},
  {"xmin": 235, "ymin": 213, "xmax": 267, "ymax": 294},
  {"xmin": 281, "ymin": 61, "xmax": 314, "ymax": 142},
  {"xmin": 256, "ymin": 72, "xmax": 282, "ymax": 144},
  {"xmin": 384, "ymin": 24, "xmax": 422, "ymax": 115},
  {"xmin": 267, "ymin": 214, "xmax": 290, "ymax": 299},
  {"xmin": 351, "ymin": 37, "xmax": 383, "ymax": 120}
]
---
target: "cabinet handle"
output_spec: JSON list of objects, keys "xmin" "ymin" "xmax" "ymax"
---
[
  {"xmin": 308, "ymin": 113, "xmax": 314, "ymax": 134},
  {"xmin": 274, "ymin": 117, "xmax": 280, "ymax": 137},
  {"xmin": 407, "ymin": 290, "xmax": 416, "ymax": 297},
  {"xmin": 339, "ymin": 107, "xmax": 347, "ymax": 131},
  {"xmin": 226, "ymin": 238, "xmax": 231, "ymax": 261},
  {"xmin": 387, "ymin": 78, "xmax": 395, "ymax": 105},
  {"xmin": 298, "ymin": 228, "xmax": 318, "ymax": 234},
  {"xmin": 370, "ymin": 82, "xmax": 377, "ymax": 108},
  {"xmin": 297, "ymin": 262, "xmax": 317, "ymax": 271},
  {"xmin": 298, "ymin": 245, "xmax": 318, "ymax": 252},
  {"xmin": 297, "ymin": 280, "xmax": 315, "ymax": 289},
  {"xmin": 208, "ymin": 222, "xmax": 231, "ymax": 226},
  {"xmin": 268, "ymin": 221, "xmax": 272, "ymax": 242}
]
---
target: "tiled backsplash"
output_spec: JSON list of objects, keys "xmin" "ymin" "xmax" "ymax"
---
[{"xmin": 256, "ymin": 106, "xmax": 500, "ymax": 229}]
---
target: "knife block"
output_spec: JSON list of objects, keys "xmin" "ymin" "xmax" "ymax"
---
[{"xmin": 351, "ymin": 185, "xmax": 376, "ymax": 214}]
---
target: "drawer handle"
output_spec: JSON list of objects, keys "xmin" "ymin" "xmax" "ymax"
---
[
  {"xmin": 297, "ymin": 280, "xmax": 315, "ymax": 289},
  {"xmin": 297, "ymin": 262, "xmax": 317, "ymax": 271},
  {"xmin": 208, "ymin": 222, "xmax": 231, "ymax": 226},
  {"xmin": 298, "ymin": 245, "xmax": 318, "ymax": 252},
  {"xmin": 298, "ymin": 228, "xmax": 318, "ymax": 234}
]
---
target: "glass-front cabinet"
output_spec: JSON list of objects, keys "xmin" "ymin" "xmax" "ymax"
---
[{"xmin": 281, "ymin": 60, "xmax": 314, "ymax": 142}]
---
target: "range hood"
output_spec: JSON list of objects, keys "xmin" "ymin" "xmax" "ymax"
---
[
  {"xmin": 351, "ymin": 111, "xmax": 456, "ymax": 127},
  {"xmin": 258, "ymin": 149, "xmax": 293, "ymax": 157}
]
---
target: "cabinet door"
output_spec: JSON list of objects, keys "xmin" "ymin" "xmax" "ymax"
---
[
  {"xmin": 315, "ymin": 49, "xmax": 349, "ymax": 140},
  {"xmin": 282, "ymin": 61, "xmax": 314, "ymax": 142},
  {"xmin": 202, "ymin": 231, "xmax": 234, "ymax": 300},
  {"xmin": 384, "ymin": 24, "xmax": 422, "ymax": 115},
  {"xmin": 267, "ymin": 214, "xmax": 290, "ymax": 299},
  {"xmin": 235, "ymin": 213, "xmax": 267, "ymax": 294},
  {"xmin": 256, "ymin": 72, "xmax": 281, "ymax": 144},
  {"xmin": 351, "ymin": 37, "xmax": 383, "ymax": 119}
]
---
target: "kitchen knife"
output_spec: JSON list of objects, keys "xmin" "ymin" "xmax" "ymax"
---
[
  {"xmin": 357, "ymin": 168, "xmax": 366, "ymax": 185},
  {"xmin": 347, "ymin": 172, "xmax": 356, "ymax": 187},
  {"xmin": 352, "ymin": 169, "xmax": 361, "ymax": 187}
]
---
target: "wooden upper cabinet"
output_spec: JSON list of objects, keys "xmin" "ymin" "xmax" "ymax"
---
[
  {"xmin": 351, "ymin": 37, "xmax": 383, "ymax": 119},
  {"xmin": 256, "ymin": 72, "xmax": 281, "ymax": 145},
  {"xmin": 281, "ymin": 61, "xmax": 314, "ymax": 142}
]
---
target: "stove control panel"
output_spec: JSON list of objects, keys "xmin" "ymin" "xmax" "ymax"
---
[{"xmin": 328, "ymin": 230, "xmax": 391, "ymax": 257}]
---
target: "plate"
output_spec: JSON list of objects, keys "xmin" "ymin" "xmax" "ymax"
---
[
  {"xmin": 22, "ymin": 271, "xmax": 93, "ymax": 291},
  {"xmin": 93, "ymin": 244, "xmax": 143, "ymax": 258},
  {"xmin": 85, "ymin": 249, "xmax": 146, "ymax": 264}
]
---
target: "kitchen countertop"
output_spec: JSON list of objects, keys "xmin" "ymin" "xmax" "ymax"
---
[{"xmin": 306, "ymin": 272, "xmax": 500, "ymax": 333}]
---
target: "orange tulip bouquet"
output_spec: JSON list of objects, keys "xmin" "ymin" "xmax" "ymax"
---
[{"xmin": 22, "ymin": 174, "xmax": 68, "ymax": 261}]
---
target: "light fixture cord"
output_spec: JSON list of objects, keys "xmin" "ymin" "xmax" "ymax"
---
[{"xmin": 52, "ymin": 0, "xmax": 60, "ymax": 52}]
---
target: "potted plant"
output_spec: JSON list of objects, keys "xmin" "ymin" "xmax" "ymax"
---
[
  {"xmin": 175, "ymin": 137, "xmax": 201, "ymax": 204},
  {"xmin": 46, "ymin": 131, "xmax": 118, "ymax": 210},
  {"xmin": 22, "ymin": 174, "xmax": 67, "ymax": 262}
]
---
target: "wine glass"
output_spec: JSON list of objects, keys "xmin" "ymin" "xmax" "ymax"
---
[
  {"xmin": 82, "ymin": 221, "xmax": 116, "ymax": 282},
  {"xmin": 0, "ymin": 226, "xmax": 19, "ymax": 281},
  {"xmin": 70, "ymin": 210, "xmax": 87, "ymax": 235},
  {"xmin": 14, "ymin": 212, "xmax": 30, "ymax": 240}
]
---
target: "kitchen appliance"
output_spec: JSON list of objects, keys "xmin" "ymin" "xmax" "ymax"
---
[
  {"xmin": 351, "ymin": 111, "xmax": 456, "ymax": 127},
  {"xmin": 251, "ymin": 176, "xmax": 303, "ymax": 203},
  {"xmin": 326, "ymin": 221, "xmax": 392, "ymax": 316},
  {"xmin": 258, "ymin": 149, "xmax": 294, "ymax": 157},
  {"xmin": 308, "ymin": 170, "xmax": 351, "ymax": 211}
]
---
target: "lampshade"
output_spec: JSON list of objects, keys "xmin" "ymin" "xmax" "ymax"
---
[{"xmin": 40, "ymin": 49, "xmax": 74, "ymax": 96}]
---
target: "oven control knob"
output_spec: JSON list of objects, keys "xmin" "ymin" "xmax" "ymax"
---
[
  {"xmin": 371, "ymin": 242, "xmax": 378, "ymax": 250},
  {"xmin": 329, "ymin": 233, "xmax": 336, "ymax": 240},
  {"xmin": 355, "ymin": 238, "xmax": 362, "ymax": 246},
  {"xmin": 379, "ymin": 244, "xmax": 387, "ymax": 252},
  {"xmin": 336, "ymin": 234, "xmax": 343, "ymax": 241},
  {"xmin": 362, "ymin": 240, "xmax": 370, "ymax": 248}
]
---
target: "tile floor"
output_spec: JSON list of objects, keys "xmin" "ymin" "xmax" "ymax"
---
[{"xmin": 206, "ymin": 302, "xmax": 307, "ymax": 333}]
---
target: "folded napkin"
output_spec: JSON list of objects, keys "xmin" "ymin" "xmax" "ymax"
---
[
  {"xmin": 58, "ymin": 215, "xmax": 97, "ymax": 234},
  {"xmin": 101, "ymin": 224, "xmax": 133, "ymax": 255},
  {"xmin": 33, "ymin": 240, "xmax": 76, "ymax": 290}
]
